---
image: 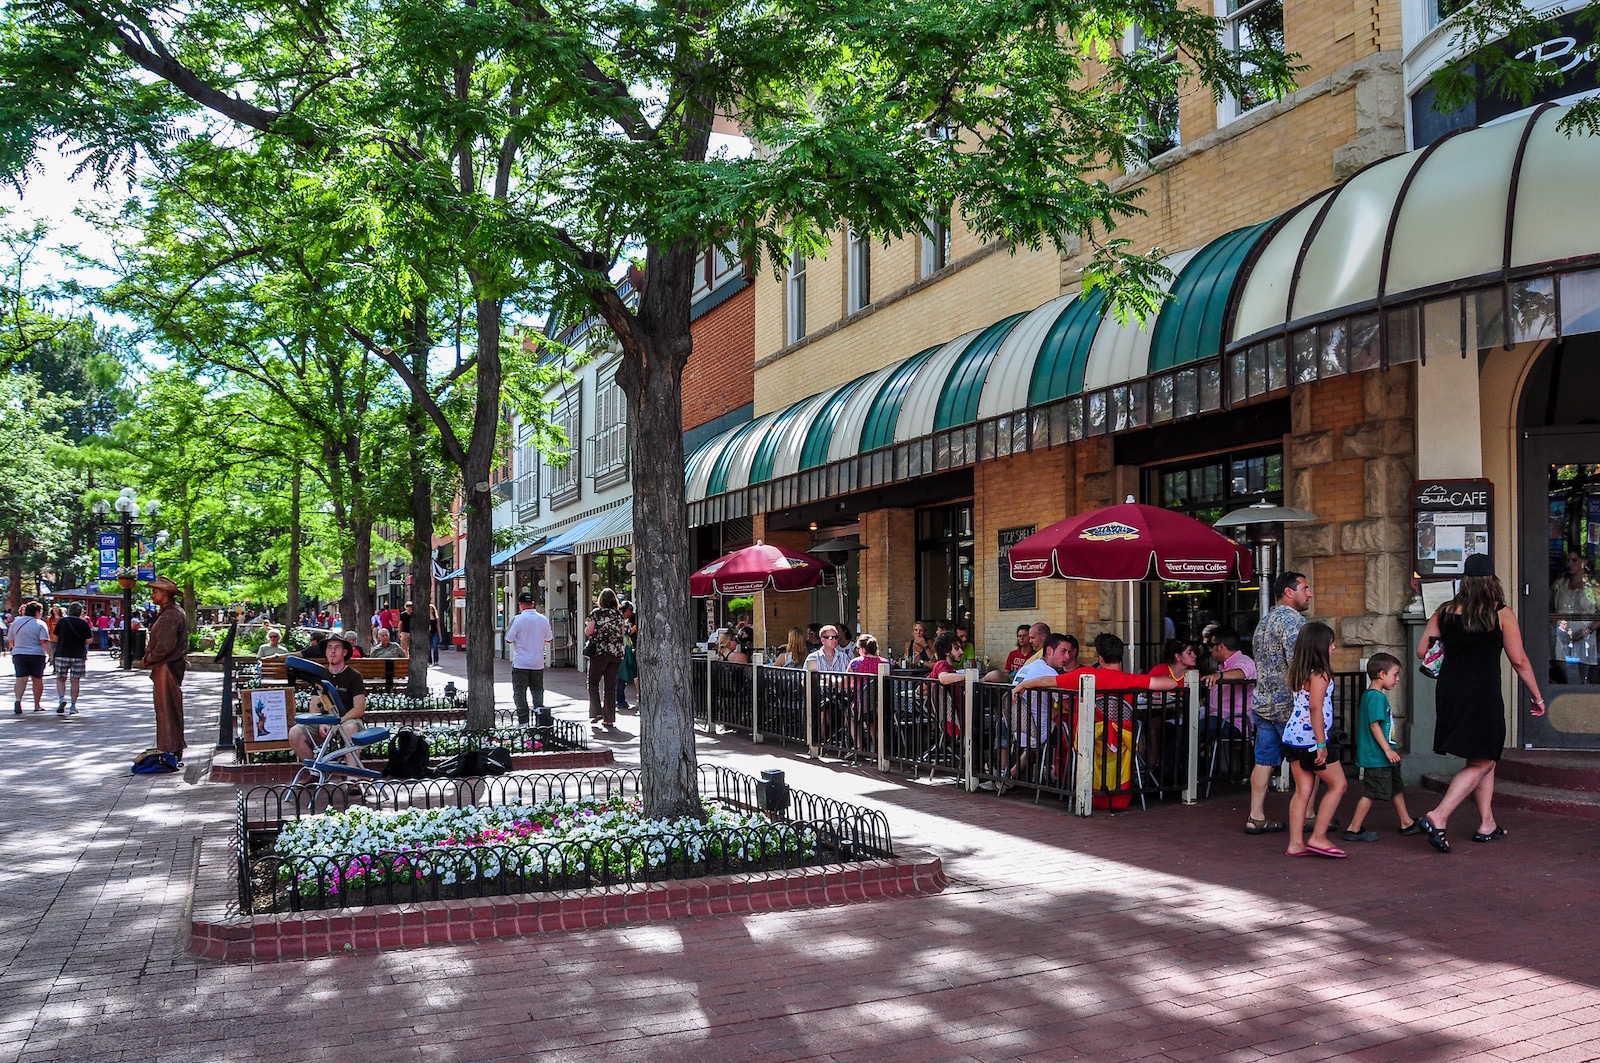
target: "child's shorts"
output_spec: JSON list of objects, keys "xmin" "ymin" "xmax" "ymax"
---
[{"xmin": 1361, "ymin": 764, "xmax": 1405, "ymax": 801}]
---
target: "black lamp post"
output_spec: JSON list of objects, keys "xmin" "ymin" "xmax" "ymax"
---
[{"xmin": 92, "ymin": 489, "xmax": 161, "ymax": 671}]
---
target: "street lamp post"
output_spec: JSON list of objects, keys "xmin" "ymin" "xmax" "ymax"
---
[{"xmin": 92, "ymin": 489, "xmax": 161, "ymax": 671}]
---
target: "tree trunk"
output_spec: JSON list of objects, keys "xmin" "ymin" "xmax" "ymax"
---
[
  {"xmin": 287, "ymin": 470, "xmax": 302, "ymax": 627},
  {"xmin": 461, "ymin": 294, "xmax": 504, "ymax": 729},
  {"xmin": 406, "ymin": 303, "xmax": 433, "ymax": 698},
  {"xmin": 613, "ymin": 241, "xmax": 702, "ymax": 821}
]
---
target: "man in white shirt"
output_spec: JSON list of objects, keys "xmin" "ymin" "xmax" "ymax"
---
[
  {"xmin": 804, "ymin": 626, "xmax": 852, "ymax": 671},
  {"xmin": 998, "ymin": 633, "xmax": 1077, "ymax": 789},
  {"xmin": 504, "ymin": 591, "xmax": 554, "ymax": 726}
]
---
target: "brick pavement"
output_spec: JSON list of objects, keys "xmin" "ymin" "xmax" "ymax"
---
[{"xmin": 3, "ymin": 651, "xmax": 1600, "ymax": 1062}]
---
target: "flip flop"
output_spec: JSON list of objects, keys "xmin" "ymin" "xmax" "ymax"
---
[
  {"xmin": 1285, "ymin": 848, "xmax": 1314, "ymax": 857},
  {"xmin": 1305, "ymin": 844, "xmax": 1348, "ymax": 859},
  {"xmin": 1246, "ymin": 817, "xmax": 1286, "ymax": 835},
  {"xmin": 1472, "ymin": 826, "xmax": 1509, "ymax": 843},
  {"xmin": 1418, "ymin": 816, "xmax": 1451, "ymax": 854}
]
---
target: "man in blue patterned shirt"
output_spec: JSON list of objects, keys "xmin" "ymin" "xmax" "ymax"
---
[{"xmin": 1244, "ymin": 571, "xmax": 1313, "ymax": 835}]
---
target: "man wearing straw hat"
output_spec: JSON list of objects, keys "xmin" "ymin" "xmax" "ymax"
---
[{"xmin": 138, "ymin": 576, "xmax": 190, "ymax": 759}]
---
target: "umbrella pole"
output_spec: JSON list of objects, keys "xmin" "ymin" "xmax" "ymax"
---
[
  {"xmin": 760, "ymin": 588, "xmax": 768, "ymax": 654},
  {"xmin": 1127, "ymin": 581, "xmax": 1137, "ymax": 670}
]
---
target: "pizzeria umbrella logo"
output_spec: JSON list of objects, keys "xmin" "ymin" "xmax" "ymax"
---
[{"xmin": 1078, "ymin": 522, "xmax": 1142, "ymax": 542}]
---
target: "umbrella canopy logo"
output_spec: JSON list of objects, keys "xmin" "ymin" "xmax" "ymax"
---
[{"xmin": 1078, "ymin": 522, "xmax": 1142, "ymax": 542}]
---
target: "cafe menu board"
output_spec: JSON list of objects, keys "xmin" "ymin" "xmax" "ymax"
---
[
  {"xmin": 997, "ymin": 526, "xmax": 1037, "ymax": 611},
  {"xmin": 1413, "ymin": 479, "xmax": 1492, "ymax": 580}
]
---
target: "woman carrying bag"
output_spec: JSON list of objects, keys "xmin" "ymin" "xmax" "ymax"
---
[{"xmin": 584, "ymin": 588, "xmax": 628, "ymax": 730}]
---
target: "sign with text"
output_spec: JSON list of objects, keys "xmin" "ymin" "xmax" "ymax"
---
[
  {"xmin": 1413, "ymin": 478, "xmax": 1493, "ymax": 580},
  {"xmin": 997, "ymin": 526, "xmax": 1037, "ymax": 611},
  {"xmin": 97, "ymin": 532, "xmax": 119, "ymax": 578}
]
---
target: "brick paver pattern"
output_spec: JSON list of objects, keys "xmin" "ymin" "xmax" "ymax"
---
[{"xmin": 3, "ymin": 652, "xmax": 1599, "ymax": 1062}]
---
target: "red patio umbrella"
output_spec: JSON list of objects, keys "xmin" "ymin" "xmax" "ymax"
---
[
  {"xmin": 1008, "ymin": 500, "xmax": 1253, "ymax": 583},
  {"xmin": 1008, "ymin": 499, "xmax": 1251, "ymax": 667},
  {"xmin": 690, "ymin": 541, "xmax": 832, "ymax": 649}
]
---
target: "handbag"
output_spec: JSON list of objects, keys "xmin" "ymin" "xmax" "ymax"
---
[
  {"xmin": 1418, "ymin": 637, "xmax": 1444, "ymax": 679},
  {"xmin": 582, "ymin": 636, "xmax": 599, "ymax": 658}
]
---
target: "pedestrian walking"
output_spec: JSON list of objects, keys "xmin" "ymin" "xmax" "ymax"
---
[
  {"xmin": 583, "ymin": 588, "xmax": 627, "ymax": 729},
  {"xmin": 1281, "ymin": 622, "xmax": 1348, "ymax": 858},
  {"xmin": 616, "ymin": 600, "xmax": 638, "ymax": 712},
  {"xmin": 1342, "ymin": 652, "xmax": 1421, "ymax": 842},
  {"xmin": 51, "ymin": 603, "xmax": 93, "ymax": 715},
  {"xmin": 505, "ymin": 591, "xmax": 553, "ymax": 726},
  {"xmin": 1244, "ymin": 571, "xmax": 1314, "ymax": 836},
  {"xmin": 138, "ymin": 576, "xmax": 190, "ymax": 760},
  {"xmin": 1414, "ymin": 553, "xmax": 1545, "ymax": 853},
  {"xmin": 8, "ymin": 602, "xmax": 51, "ymax": 714}
]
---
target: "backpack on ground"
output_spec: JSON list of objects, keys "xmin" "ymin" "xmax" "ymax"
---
[
  {"xmin": 436, "ymin": 746, "xmax": 512, "ymax": 778},
  {"xmin": 382, "ymin": 731, "xmax": 432, "ymax": 778},
  {"xmin": 131, "ymin": 749, "xmax": 179, "ymax": 775}
]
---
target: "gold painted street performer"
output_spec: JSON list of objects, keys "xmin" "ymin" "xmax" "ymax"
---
[{"xmin": 138, "ymin": 576, "xmax": 190, "ymax": 759}]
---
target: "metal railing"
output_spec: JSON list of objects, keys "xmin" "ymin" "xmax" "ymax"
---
[
  {"xmin": 689, "ymin": 657, "xmax": 1372, "ymax": 814},
  {"xmin": 237, "ymin": 765, "xmax": 894, "ymax": 914}
]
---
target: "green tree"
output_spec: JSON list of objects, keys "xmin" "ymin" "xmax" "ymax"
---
[
  {"xmin": 1, "ymin": 0, "xmax": 1292, "ymax": 816},
  {"xmin": 0, "ymin": 374, "xmax": 78, "ymax": 608}
]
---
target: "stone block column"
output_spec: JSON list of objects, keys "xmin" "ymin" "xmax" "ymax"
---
[{"xmin": 860, "ymin": 508, "xmax": 918, "ymax": 656}]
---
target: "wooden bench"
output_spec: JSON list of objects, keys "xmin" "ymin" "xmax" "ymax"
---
[{"xmin": 258, "ymin": 655, "xmax": 411, "ymax": 691}]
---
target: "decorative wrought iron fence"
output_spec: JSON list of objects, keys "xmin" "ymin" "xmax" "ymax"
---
[
  {"xmin": 756, "ymin": 665, "xmax": 808, "ymax": 747},
  {"xmin": 237, "ymin": 765, "xmax": 894, "ymax": 914}
]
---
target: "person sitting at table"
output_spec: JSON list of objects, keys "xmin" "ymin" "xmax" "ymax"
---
[
  {"xmin": 805, "ymin": 623, "xmax": 823, "ymax": 655},
  {"xmin": 1148, "ymin": 638, "xmax": 1199, "ymax": 686},
  {"xmin": 983, "ymin": 623, "xmax": 1039, "ymax": 684},
  {"xmin": 716, "ymin": 630, "xmax": 748, "ymax": 664},
  {"xmin": 775, "ymin": 627, "xmax": 807, "ymax": 668},
  {"xmin": 1199, "ymin": 626, "xmax": 1257, "ymax": 741},
  {"xmin": 368, "ymin": 627, "xmax": 405, "ymax": 658},
  {"xmin": 928, "ymin": 632, "xmax": 968, "ymax": 744},
  {"xmin": 954, "ymin": 619, "xmax": 977, "ymax": 665},
  {"xmin": 902, "ymin": 620, "xmax": 935, "ymax": 666},
  {"xmin": 1015, "ymin": 632, "xmax": 1180, "ymax": 698},
  {"xmin": 256, "ymin": 628, "xmax": 289, "ymax": 658},
  {"xmin": 846, "ymin": 634, "xmax": 890, "ymax": 755}
]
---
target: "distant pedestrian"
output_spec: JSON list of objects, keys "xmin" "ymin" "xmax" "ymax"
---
[
  {"xmin": 616, "ymin": 600, "xmax": 637, "ymax": 712},
  {"xmin": 1281, "ymin": 622, "xmax": 1347, "ymax": 859},
  {"xmin": 139, "ymin": 576, "xmax": 190, "ymax": 760},
  {"xmin": 583, "ymin": 588, "xmax": 627, "ymax": 729},
  {"xmin": 8, "ymin": 602, "xmax": 51, "ymax": 714},
  {"xmin": 1342, "ymin": 652, "xmax": 1420, "ymax": 842},
  {"xmin": 428, "ymin": 605, "xmax": 441, "ymax": 663},
  {"xmin": 505, "ymin": 592, "xmax": 553, "ymax": 727},
  {"xmin": 51, "ymin": 603, "xmax": 93, "ymax": 715},
  {"xmin": 1414, "ymin": 553, "xmax": 1545, "ymax": 854}
]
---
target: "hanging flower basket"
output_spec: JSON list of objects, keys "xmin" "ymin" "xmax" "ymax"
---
[{"xmin": 114, "ymin": 567, "xmax": 138, "ymax": 590}]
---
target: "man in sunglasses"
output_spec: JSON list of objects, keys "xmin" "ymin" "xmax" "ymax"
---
[{"xmin": 805, "ymin": 626, "xmax": 853, "ymax": 672}]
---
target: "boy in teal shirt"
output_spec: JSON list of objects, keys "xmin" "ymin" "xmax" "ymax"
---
[{"xmin": 1343, "ymin": 653, "xmax": 1423, "ymax": 841}]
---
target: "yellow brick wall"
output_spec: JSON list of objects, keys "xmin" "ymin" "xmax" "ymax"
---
[
  {"xmin": 859, "ymin": 508, "xmax": 919, "ymax": 656},
  {"xmin": 754, "ymin": 243, "xmax": 1059, "ymax": 413}
]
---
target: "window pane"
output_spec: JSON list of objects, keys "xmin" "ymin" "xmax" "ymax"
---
[
  {"xmin": 1199, "ymin": 362, "xmax": 1222, "ymax": 411},
  {"xmin": 1175, "ymin": 368, "xmax": 1199, "ymax": 419},
  {"xmin": 1292, "ymin": 328, "xmax": 1318, "ymax": 384},
  {"xmin": 1152, "ymin": 374, "xmax": 1175, "ymax": 422},
  {"xmin": 1232, "ymin": 0, "xmax": 1285, "ymax": 113},
  {"xmin": 1560, "ymin": 269, "xmax": 1600, "ymax": 337},
  {"xmin": 1511, "ymin": 277, "xmax": 1556, "ymax": 343},
  {"xmin": 1267, "ymin": 338, "xmax": 1288, "ymax": 390},
  {"xmin": 1387, "ymin": 305, "xmax": 1420, "ymax": 364},
  {"xmin": 1424, "ymin": 296, "xmax": 1463, "ymax": 361},
  {"xmin": 1348, "ymin": 313, "xmax": 1382, "ymax": 373},
  {"xmin": 1247, "ymin": 345, "xmax": 1267, "ymax": 396},
  {"xmin": 1320, "ymin": 320, "xmax": 1348, "ymax": 377},
  {"xmin": 1474, "ymin": 287, "xmax": 1505, "ymax": 350},
  {"xmin": 1228, "ymin": 352, "xmax": 1248, "ymax": 404}
]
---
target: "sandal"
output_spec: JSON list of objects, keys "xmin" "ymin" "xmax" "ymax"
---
[
  {"xmin": 1472, "ymin": 826, "xmax": 1509, "ymax": 843},
  {"xmin": 1418, "ymin": 816, "xmax": 1451, "ymax": 854},
  {"xmin": 1245, "ymin": 817, "xmax": 1286, "ymax": 835}
]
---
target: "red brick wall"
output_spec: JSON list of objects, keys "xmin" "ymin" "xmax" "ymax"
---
[{"xmin": 684, "ymin": 285, "xmax": 755, "ymax": 431}]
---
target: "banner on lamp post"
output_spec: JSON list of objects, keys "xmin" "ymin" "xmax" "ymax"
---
[
  {"xmin": 98, "ymin": 532, "xmax": 120, "ymax": 579},
  {"xmin": 137, "ymin": 535, "xmax": 156, "ymax": 581}
]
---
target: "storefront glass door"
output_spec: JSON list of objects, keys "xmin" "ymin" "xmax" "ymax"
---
[
  {"xmin": 916, "ymin": 504, "xmax": 974, "ymax": 628},
  {"xmin": 1522, "ymin": 430, "xmax": 1600, "ymax": 748}
]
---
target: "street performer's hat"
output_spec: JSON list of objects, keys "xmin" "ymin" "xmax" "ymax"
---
[{"xmin": 150, "ymin": 575, "xmax": 180, "ymax": 594}]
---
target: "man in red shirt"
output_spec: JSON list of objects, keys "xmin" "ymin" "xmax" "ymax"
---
[
  {"xmin": 1003, "ymin": 625, "xmax": 1032, "ymax": 675},
  {"xmin": 1014, "ymin": 633, "xmax": 1180, "ymax": 695}
]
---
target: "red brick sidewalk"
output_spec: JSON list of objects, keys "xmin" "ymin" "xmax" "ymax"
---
[{"xmin": 2, "ymin": 652, "xmax": 1599, "ymax": 1062}]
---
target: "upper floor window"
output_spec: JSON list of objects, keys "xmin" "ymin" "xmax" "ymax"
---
[
  {"xmin": 1126, "ymin": 27, "xmax": 1182, "ymax": 156},
  {"xmin": 848, "ymin": 226, "xmax": 871, "ymax": 313},
  {"xmin": 589, "ymin": 369, "xmax": 630, "ymax": 490},
  {"xmin": 1221, "ymin": 0, "xmax": 1285, "ymax": 123},
  {"xmin": 920, "ymin": 211, "xmax": 951, "ymax": 278},
  {"xmin": 691, "ymin": 243, "xmax": 744, "ymax": 299},
  {"xmin": 515, "ymin": 422, "xmax": 541, "ymax": 520},
  {"xmin": 787, "ymin": 248, "xmax": 808, "ymax": 344},
  {"xmin": 548, "ymin": 389, "xmax": 582, "ymax": 507}
]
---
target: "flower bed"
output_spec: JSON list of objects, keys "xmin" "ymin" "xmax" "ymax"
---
[
  {"xmin": 266, "ymin": 796, "xmax": 816, "ymax": 910},
  {"xmin": 236, "ymin": 767, "xmax": 895, "ymax": 915}
]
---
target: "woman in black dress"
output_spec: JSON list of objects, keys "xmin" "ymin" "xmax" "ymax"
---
[{"xmin": 1414, "ymin": 554, "xmax": 1545, "ymax": 853}]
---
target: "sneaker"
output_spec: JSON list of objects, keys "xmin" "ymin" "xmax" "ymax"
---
[
  {"xmin": 12, "ymin": 700, "xmax": 20, "ymax": 716},
  {"xmin": 1343, "ymin": 828, "xmax": 1380, "ymax": 842},
  {"xmin": 67, "ymin": 704, "xmax": 78, "ymax": 716},
  {"xmin": 57, "ymin": 699, "xmax": 67, "ymax": 715},
  {"xmin": 1398, "ymin": 821, "xmax": 1427, "ymax": 836}
]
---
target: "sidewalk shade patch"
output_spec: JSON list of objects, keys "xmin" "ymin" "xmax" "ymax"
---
[{"xmin": 193, "ymin": 767, "xmax": 941, "ymax": 959}]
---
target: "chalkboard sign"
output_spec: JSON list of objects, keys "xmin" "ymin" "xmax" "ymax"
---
[
  {"xmin": 998, "ymin": 526, "xmax": 1037, "ymax": 611},
  {"xmin": 1413, "ymin": 479, "xmax": 1492, "ymax": 581}
]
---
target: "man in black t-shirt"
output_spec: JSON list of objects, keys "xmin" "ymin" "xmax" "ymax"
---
[
  {"xmin": 287, "ymin": 634, "xmax": 368, "ymax": 778},
  {"xmin": 52, "ymin": 603, "xmax": 94, "ymax": 715}
]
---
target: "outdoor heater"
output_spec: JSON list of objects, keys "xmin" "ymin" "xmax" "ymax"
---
[{"xmin": 1213, "ymin": 499, "xmax": 1319, "ymax": 623}]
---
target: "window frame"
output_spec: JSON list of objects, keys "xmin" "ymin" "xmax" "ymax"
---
[
  {"xmin": 847, "ymin": 225, "xmax": 872, "ymax": 313},
  {"xmin": 547, "ymin": 387, "xmax": 583, "ymax": 508},
  {"xmin": 920, "ymin": 211, "xmax": 952, "ymax": 279},
  {"xmin": 787, "ymin": 248, "xmax": 808, "ymax": 344},
  {"xmin": 1218, "ymin": 0, "xmax": 1285, "ymax": 125}
]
